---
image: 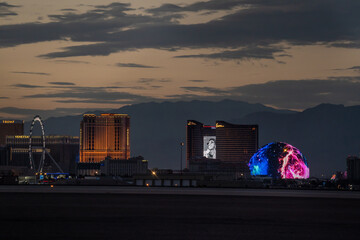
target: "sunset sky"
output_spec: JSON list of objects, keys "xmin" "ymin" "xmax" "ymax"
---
[{"xmin": 1, "ymin": 0, "xmax": 360, "ymax": 120}]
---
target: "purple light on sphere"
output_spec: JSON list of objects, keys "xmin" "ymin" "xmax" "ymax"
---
[{"xmin": 249, "ymin": 142, "xmax": 310, "ymax": 179}]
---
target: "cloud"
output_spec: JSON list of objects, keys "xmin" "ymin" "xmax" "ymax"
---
[
  {"xmin": 175, "ymin": 46, "xmax": 287, "ymax": 61},
  {"xmin": 176, "ymin": 76, "xmax": 360, "ymax": 109},
  {"xmin": 1, "ymin": 1, "xmax": 359, "ymax": 59},
  {"xmin": 11, "ymin": 84, "xmax": 44, "ymax": 88},
  {"xmin": 182, "ymin": 86, "xmax": 227, "ymax": 94},
  {"xmin": 0, "ymin": 107, "xmax": 110, "ymax": 120},
  {"xmin": 11, "ymin": 71, "xmax": 50, "ymax": 76},
  {"xmin": 0, "ymin": 2, "xmax": 19, "ymax": 17},
  {"xmin": 146, "ymin": 0, "xmax": 244, "ymax": 15},
  {"xmin": 330, "ymin": 41, "xmax": 360, "ymax": 49},
  {"xmin": 53, "ymin": 60, "xmax": 89, "ymax": 64},
  {"xmin": 0, "ymin": 96, "xmax": 9, "ymax": 99},
  {"xmin": 12, "ymin": 83, "xmax": 145, "ymax": 91},
  {"xmin": 22, "ymin": 87, "xmax": 160, "ymax": 104},
  {"xmin": 61, "ymin": 8, "xmax": 77, "ymax": 12},
  {"xmin": 138, "ymin": 78, "xmax": 171, "ymax": 85},
  {"xmin": 48, "ymin": 82, "xmax": 76, "ymax": 86},
  {"xmin": 333, "ymin": 65, "xmax": 360, "ymax": 72},
  {"xmin": 188, "ymin": 80, "xmax": 208, "ymax": 82},
  {"xmin": 116, "ymin": 63, "xmax": 158, "ymax": 68},
  {"xmin": 15, "ymin": 75, "xmax": 359, "ymax": 109},
  {"xmin": 0, "ymin": 2, "xmax": 176, "ymax": 48},
  {"xmin": 348, "ymin": 66, "xmax": 360, "ymax": 72}
]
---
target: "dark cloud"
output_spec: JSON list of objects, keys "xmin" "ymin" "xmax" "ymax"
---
[
  {"xmin": 19, "ymin": 75, "xmax": 356, "ymax": 110},
  {"xmin": 11, "ymin": 84, "xmax": 44, "ymax": 88},
  {"xmin": 0, "ymin": 1, "xmax": 359, "ymax": 59},
  {"xmin": 0, "ymin": 2, "xmax": 19, "ymax": 17},
  {"xmin": 330, "ymin": 41, "xmax": 360, "ymax": 49},
  {"xmin": 188, "ymin": 79, "xmax": 209, "ymax": 83},
  {"xmin": 138, "ymin": 78, "xmax": 171, "ymax": 85},
  {"xmin": 333, "ymin": 65, "xmax": 360, "ymax": 72},
  {"xmin": 0, "ymin": 2, "xmax": 179, "ymax": 48},
  {"xmin": 0, "ymin": 107, "xmax": 110, "ymax": 120},
  {"xmin": 176, "ymin": 77, "xmax": 360, "ymax": 109},
  {"xmin": 11, "ymin": 71, "xmax": 50, "ymax": 76},
  {"xmin": 188, "ymin": 80, "xmax": 208, "ymax": 82},
  {"xmin": 348, "ymin": 66, "xmax": 360, "ymax": 71},
  {"xmin": 53, "ymin": 60, "xmax": 89, "ymax": 64},
  {"xmin": 61, "ymin": 9, "xmax": 77, "ymax": 12},
  {"xmin": 22, "ymin": 87, "xmax": 160, "ymax": 105},
  {"xmin": 0, "ymin": 97, "xmax": 9, "ymax": 99},
  {"xmin": 116, "ymin": 63, "xmax": 158, "ymax": 68},
  {"xmin": 146, "ymin": 0, "xmax": 245, "ymax": 15},
  {"xmin": 182, "ymin": 86, "xmax": 227, "ymax": 94},
  {"xmin": 48, "ymin": 82, "xmax": 76, "ymax": 86},
  {"xmin": 11, "ymin": 83, "xmax": 144, "ymax": 91},
  {"xmin": 175, "ymin": 46, "xmax": 287, "ymax": 61}
]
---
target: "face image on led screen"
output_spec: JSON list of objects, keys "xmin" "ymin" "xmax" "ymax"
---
[
  {"xmin": 248, "ymin": 142, "xmax": 309, "ymax": 179},
  {"xmin": 203, "ymin": 136, "xmax": 216, "ymax": 159}
]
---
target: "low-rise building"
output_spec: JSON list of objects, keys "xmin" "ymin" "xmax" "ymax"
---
[{"xmin": 100, "ymin": 156, "xmax": 148, "ymax": 177}]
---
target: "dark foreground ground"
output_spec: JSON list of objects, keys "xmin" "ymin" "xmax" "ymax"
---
[{"xmin": 0, "ymin": 190, "xmax": 359, "ymax": 239}]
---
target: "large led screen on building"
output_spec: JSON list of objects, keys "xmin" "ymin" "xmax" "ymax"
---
[
  {"xmin": 248, "ymin": 142, "xmax": 309, "ymax": 179},
  {"xmin": 203, "ymin": 136, "xmax": 216, "ymax": 159}
]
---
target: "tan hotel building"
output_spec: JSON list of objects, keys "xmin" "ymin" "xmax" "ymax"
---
[{"xmin": 80, "ymin": 114, "xmax": 130, "ymax": 163}]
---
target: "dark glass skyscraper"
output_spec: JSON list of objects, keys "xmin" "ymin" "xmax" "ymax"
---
[{"xmin": 80, "ymin": 113, "xmax": 130, "ymax": 163}]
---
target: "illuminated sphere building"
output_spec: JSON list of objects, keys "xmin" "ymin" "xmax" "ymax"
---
[
  {"xmin": 80, "ymin": 113, "xmax": 130, "ymax": 163},
  {"xmin": 248, "ymin": 142, "xmax": 309, "ymax": 179}
]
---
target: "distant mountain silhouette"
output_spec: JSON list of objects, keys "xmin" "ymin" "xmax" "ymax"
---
[
  {"xmin": 236, "ymin": 103, "xmax": 360, "ymax": 177},
  {"xmin": 24, "ymin": 100, "xmax": 360, "ymax": 177}
]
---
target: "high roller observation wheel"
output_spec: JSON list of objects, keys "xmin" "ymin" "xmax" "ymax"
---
[{"xmin": 28, "ymin": 115, "xmax": 46, "ymax": 172}]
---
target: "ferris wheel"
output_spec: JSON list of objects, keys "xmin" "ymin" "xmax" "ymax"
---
[{"xmin": 28, "ymin": 115, "xmax": 64, "ymax": 173}]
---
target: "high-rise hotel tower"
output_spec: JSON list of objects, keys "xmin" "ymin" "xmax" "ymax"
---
[
  {"xmin": 0, "ymin": 120, "xmax": 24, "ymax": 146},
  {"xmin": 186, "ymin": 120, "xmax": 258, "ymax": 174},
  {"xmin": 80, "ymin": 114, "xmax": 130, "ymax": 163}
]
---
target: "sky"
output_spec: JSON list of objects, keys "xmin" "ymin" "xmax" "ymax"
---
[{"xmin": 1, "ymin": 0, "xmax": 360, "ymax": 120}]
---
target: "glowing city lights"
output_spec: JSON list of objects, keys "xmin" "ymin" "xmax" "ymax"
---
[{"xmin": 248, "ymin": 142, "xmax": 310, "ymax": 179}]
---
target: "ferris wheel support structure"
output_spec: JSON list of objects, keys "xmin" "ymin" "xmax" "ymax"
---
[{"xmin": 28, "ymin": 115, "xmax": 64, "ymax": 173}]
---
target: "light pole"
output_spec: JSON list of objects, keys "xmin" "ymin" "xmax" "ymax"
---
[{"xmin": 180, "ymin": 142, "xmax": 184, "ymax": 174}]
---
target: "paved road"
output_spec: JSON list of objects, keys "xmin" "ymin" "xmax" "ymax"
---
[
  {"xmin": 0, "ymin": 187, "xmax": 360, "ymax": 239},
  {"xmin": 1, "ymin": 185, "xmax": 360, "ymax": 199}
]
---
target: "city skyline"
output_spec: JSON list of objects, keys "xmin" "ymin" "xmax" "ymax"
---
[{"xmin": 1, "ymin": 0, "xmax": 360, "ymax": 120}]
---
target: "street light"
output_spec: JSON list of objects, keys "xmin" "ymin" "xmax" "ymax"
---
[{"xmin": 180, "ymin": 142, "xmax": 184, "ymax": 174}]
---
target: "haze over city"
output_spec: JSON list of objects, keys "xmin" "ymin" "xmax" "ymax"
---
[{"xmin": 1, "ymin": 0, "xmax": 360, "ymax": 120}]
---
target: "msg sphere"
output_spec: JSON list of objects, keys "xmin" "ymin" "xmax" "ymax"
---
[{"xmin": 248, "ymin": 142, "xmax": 310, "ymax": 179}]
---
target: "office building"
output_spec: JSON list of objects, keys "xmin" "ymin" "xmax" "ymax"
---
[
  {"xmin": 347, "ymin": 156, "xmax": 360, "ymax": 182},
  {"xmin": 80, "ymin": 113, "xmax": 130, "ymax": 163},
  {"xmin": 186, "ymin": 120, "xmax": 258, "ymax": 176},
  {"xmin": 0, "ymin": 120, "xmax": 24, "ymax": 146}
]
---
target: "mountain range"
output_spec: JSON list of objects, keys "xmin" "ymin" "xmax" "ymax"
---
[{"xmin": 23, "ymin": 100, "xmax": 360, "ymax": 177}]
